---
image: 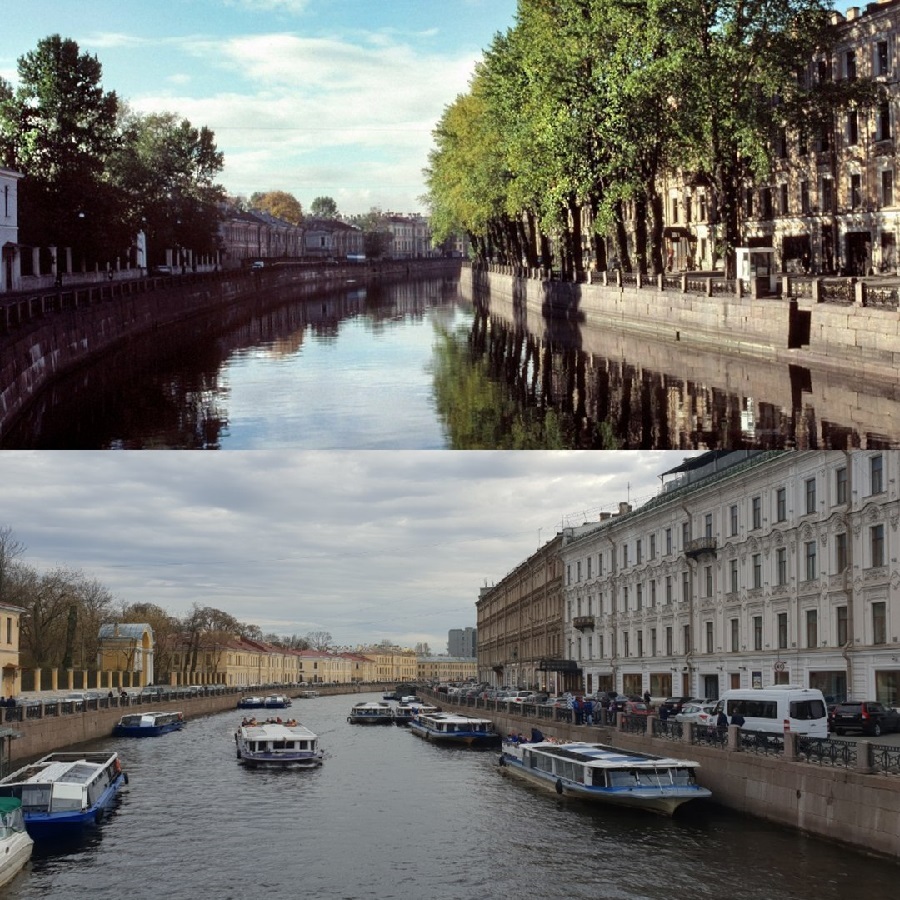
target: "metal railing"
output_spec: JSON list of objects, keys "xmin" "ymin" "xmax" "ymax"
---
[{"xmin": 797, "ymin": 736, "xmax": 857, "ymax": 768}]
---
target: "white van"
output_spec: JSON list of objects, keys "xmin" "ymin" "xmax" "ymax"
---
[{"xmin": 714, "ymin": 686, "xmax": 828, "ymax": 738}]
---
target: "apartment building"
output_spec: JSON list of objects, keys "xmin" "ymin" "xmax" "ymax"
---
[{"xmin": 560, "ymin": 450, "xmax": 899, "ymax": 704}]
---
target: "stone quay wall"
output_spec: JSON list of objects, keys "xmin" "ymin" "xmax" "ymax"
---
[
  {"xmin": 0, "ymin": 259, "xmax": 461, "ymax": 440},
  {"xmin": 460, "ymin": 265, "xmax": 900, "ymax": 384},
  {"xmin": 442, "ymin": 695, "xmax": 900, "ymax": 862}
]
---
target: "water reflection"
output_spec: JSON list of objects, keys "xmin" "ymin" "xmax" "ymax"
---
[{"xmin": 4, "ymin": 275, "xmax": 899, "ymax": 449}]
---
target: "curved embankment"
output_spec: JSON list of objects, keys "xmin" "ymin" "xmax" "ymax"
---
[{"xmin": 0, "ymin": 260, "xmax": 461, "ymax": 440}]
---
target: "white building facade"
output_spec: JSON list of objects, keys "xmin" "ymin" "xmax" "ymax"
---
[{"xmin": 560, "ymin": 450, "xmax": 900, "ymax": 705}]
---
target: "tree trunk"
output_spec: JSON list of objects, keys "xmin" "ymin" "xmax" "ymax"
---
[
  {"xmin": 612, "ymin": 200, "xmax": 631, "ymax": 272},
  {"xmin": 633, "ymin": 194, "xmax": 649, "ymax": 275},
  {"xmin": 569, "ymin": 193, "xmax": 585, "ymax": 281}
]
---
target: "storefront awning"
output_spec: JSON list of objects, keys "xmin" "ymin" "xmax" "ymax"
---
[{"xmin": 538, "ymin": 659, "xmax": 581, "ymax": 673}]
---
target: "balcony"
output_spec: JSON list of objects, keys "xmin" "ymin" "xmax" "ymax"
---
[
  {"xmin": 684, "ymin": 536, "xmax": 717, "ymax": 560},
  {"xmin": 573, "ymin": 615, "xmax": 595, "ymax": 631}
]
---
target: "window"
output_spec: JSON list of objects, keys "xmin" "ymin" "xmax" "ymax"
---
[
  {"xmin": 752, "ymin": 553, "xmax": 762, "ymax": 589},
  {"xmin": 837, "ymin": 605, "xmax": 848, "ymax": 645},
  {"xmin": 650, "ymin": 579, "xmax": 657, "ymax": 607},
  {"xmin": 651, "ymin": 628, "xmax": 657, "ymax": 656},
  {"xmin": 871, "ymin": 454, "xmax": 884, "ymax": 494},
  {"xmin": 637, "ymin": 631, "xmax": 643, "ymax": 657},
  {"xmin": 836, "ymin": 532, "xmax": 848, "ymax": 573},
  {"xmin": 800, "ymin": 180, "xmax": 810, "ymax": 214},
  {"xmin": 636, "ymin": 583, "xmax": 643, "ymax": 610},
  {"xmin": 777, "ymin": 612, "xmax": 788, "ymax": 649},
  {"xmin": 4, "ymin": 618, "xmax": 9, "ymax": 645},
  {"xmin": 752, "ymin": 496, "xmax": 762, "ymax": 530},
  {"xmin": 762, "ymin": 187, "xmax": 773, "ymax": 219},
  {"xmin": 665, "ymin": 528, "xmax": 672, "ymax": 555},
  {"xmin": 599, "ymin": 553, "xmax": 604, "ymax": 576},
  {"xmin": 848, "ymin": 110, "xmax": 859, "ymax": 147},
  {"xmin": 665, "ymin": 576, "xmax": 673, "ymax": 604},
  {"xmin": 805, "ymin": 540, "xmax": 817, "ymax": 581},
  {"xmin": 730, "ymin": 504, "xmax": 738, "ymax": 536},
  {"xmin": 683, "ymin": 624, "xmax": 691, "ymax": 654},
  {"xmin": 730, "ymin": 558, "xmax": 739, "ymax": 594},
  {"xmin": 780, "ymin": 183, "xmax": 789, "ymax": 215},
  {"xmin": 636, "ymin": 539, "xmax": 642, "ymax": 564},
  {"xmin": 682, "ymin": 570, "xmax": 691, "ymax": 603},
  {"xmin": 846, "ymin": 49, "xmax": 857, "ymax": 80},
  {"xmin": 705, "ymin": 565, "xmax": 713, "ymax": 597},
  {"xmin": 777, "ymin": 547, "xmax": 787, "ymax": 585},
  {"xmin": 753, "ymin": 616, "xmax": 763, "ymax": 651},
  {"xmin": 882, "ymin": 170, "xmax": 894, "ymax": 208},
  {"xmin": 850, "ymin": 173, "xmax": 861, "ymax": 209},
  {"xmin": 682, "ymin": 521, "xmax": 690, "ymax": 548},
  {"xmin": 730, "ymin": 618, "xmax": 740, "ymax": 652},
  {"xmin": 587, "ymin": 557, "xmax": 592, "ymax": 579},
  {"xmin": 577, "ymin": 560, "xmax": 582, "ymax": 582},
  {"xmin": 705, "ymin": 621, "xmax": 713, "ymax": 653},
  {"xmin": 649, "ymin": 533, "xmax": 656, "ymax": 560},
  {"xmin": 877, "ymin": 40, "xmax": 890, "ymax": 77},
  {"xmin": 805, "ymin": 477, "xmax": 817, "ymax": 514},
  {"xmin": 836, "ymin": 466, "xmax": 848, "ymax": 504},
  {"xmin": 871, "ymin": 524, "xmax": 885, "ymax": 568},
  {"xmin": 624, "ymin": 632, "xmax": 630, "ymax": 657},
  {"xmin": 777, "ymin": 127, "xmax": 788, "ymax": 158},
  {"xmin": 666, "ymin": 626, "xmax": 673, "ymax": 655},
  {"xmin": 704, "ymin": 513, "xmax": 713, "ymax": 538},
  {"xmin": 776, "ymin": 487, "xmax": 786, "ymax": 522},
  {"xmin": 567, "ymin": 565, "xmax": 572, "ymax": 586},
  {"xmin": 623, "ymin": 545, "xmax": 629, "ymax": 568},
  {"xmin": 822, "ymin": 177, "xmax": 834, "ymax": 212},
  {"xmin": 622, "ymin": 587, "xmax": 629, "ymax": 611},
  {"xmin": 806, "ymin": 609, "xmax": 818, "ymax": 648},
  {"xmin": 878, "ymin": 100, "xmax": 892, "ymax": 141},
  {"xmin": 873, "ymin": 601, "xmax": 887, "ymax": 644}
]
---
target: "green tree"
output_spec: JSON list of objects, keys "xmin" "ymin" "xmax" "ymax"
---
[
  {"xmin": 310, "ymin": 196, "xmax": 339, "ymax": 218},
  {"xmin": 110, "ymin": 109, "xmax": 225, "ymax": 266},
  {"xmin": 1, "ymin": 34, "xmax": 129, "ymax": 265},
  {"xmin": 250, "ymin": 190, "xmax": 303, "ymax": 225},
  {"xmin": 349, "ymin": 208, "xmax": 393, "ymax": 259}
]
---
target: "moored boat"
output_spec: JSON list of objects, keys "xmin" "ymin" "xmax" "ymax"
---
[
  {"xmin": 263, "ymin": 694, "xmax": 292, "ymax": 709},
  {"xmin": 113, "ymin": 711, "xmax": 184, "ymax": 737},
  {"xmin": 347, "ymin": 701, "xmax": 394, "ymax": 724},
  {"xmin": 498, "ymin": 738, "xmax": 711, "ymax": 815},
  {"xmin": 393, "ymin": 700, "xmax": 438, "ymax": 726},
  {"xmin": 0, "ymin": 798, "xmax": 32, "ymax": 887},
  {"xmin": 237, "ymin": 696, "xmax": 266, "ymax": 709},
  {"xmin": 235, "ymin": 720, "xmax": 323, "ymax": 768},
  {"xmin": 408, "ymin": 711, "xmax": 499, "ymax": 746},
  {"xmin": 0, "ymin": 751, "xmax": 128, "ymax": 839}
]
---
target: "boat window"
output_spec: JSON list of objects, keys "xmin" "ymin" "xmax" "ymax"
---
[
  {"xmin": 607, "ymin": 770, "xmax": 635, "ymax": 787},
  {"xmin": 672, "ymin": 768, "xmax": 693, "ymax": 786},
  {"xmin": 50, "ymin": 783, "xmax": 84, "ymax": 813},
  {"xmin": 591, "ymin": 770, "xmax": 607, "ymax": 787},
  {"xmin": 18, "ymin": 786, "xmax": 51, "ymax": 812}
]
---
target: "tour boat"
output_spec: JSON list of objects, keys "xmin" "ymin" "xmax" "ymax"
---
[
  {"xmin": 237, "ymin": 696, "xmax": 266, "ymax": 709},
  {"xmin": 498, "ymin": 738, "xmax": 711, "ymax": 815},
  {"xmin": 297, "ymin": 690, "xmax": 319, "ymax": 699},
  {"xmin": 0, "ymin": 751, "xmax": 128, "ymax": 839},
  {"xmin": 0, "ymin": 798, "xmax": 32, "ymax": 887},
  {"xmin": 347, "ymin": 701, "xmax": 394, "ymax": 724},
  {"xmin": 112, "ymin": 711, "xmax": 185, "ymax": 737},
  {"xmin": 263, "ymin": 694, "xmax": 292, "ymax": 709},
  {"xmin": 408, "ymin": 711, "xmax": 499, "ymax": 746},
  {"xmin": 235, "ymin": 720, "xmax": 323, "ymax": 768},
  {"xmin": 393, "ymin": 700, "xmax": 438, "ymax": 726}
]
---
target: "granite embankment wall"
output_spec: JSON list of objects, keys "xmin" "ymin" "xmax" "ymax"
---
[
  {"xmin": 460, "ymin": 265, "xmax": 900, "ymax": 385},
  {"xmin": 3, "ymin": 683, "xmax": 382, "ymax": 763},
  {"xmin": 439, "ymin": 696, "xmax": 900, "ymax": 862},
  {"xmin": 0, "ymin": 260, "xmax": 461, "ymax": 440}
]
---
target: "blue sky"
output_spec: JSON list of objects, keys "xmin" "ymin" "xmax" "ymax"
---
[
  {"xmin": 0, "ymin": 450, "xmax": 695, "ymax": 650},
  {"xmin": 2, "ymin": 0, "xmax": 519, "ymax": 215}
]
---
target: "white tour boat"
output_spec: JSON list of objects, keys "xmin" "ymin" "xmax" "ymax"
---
[
  {"xmin": 235, "ymin": 720, "xmax": 323, "ymax": 768},
  {"xmin": 393, "ymin": 700, "xmax": 438, "ymax": 726},
  {"xmin": 347, "ymin": 701, "xmax": 394, "ymax": 725},
  {"xmin": 0, "ymin": 798, "xmax": 32, "ymax": 887},
  {"xmin": 408, "ymin": 711, "xmax": 499, "ymax": 746},
  {"xmin": 499, "ymin": 738, "xmax": 711, "ymax": 815}
]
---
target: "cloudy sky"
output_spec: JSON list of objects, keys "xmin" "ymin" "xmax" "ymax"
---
[
  {"xmin": 1, "ymin": 450, "xmax": 700, "ymax": 651},
  {"xmin": 3, "ymin": 0, "xmax": 518, "ymax": 215}
]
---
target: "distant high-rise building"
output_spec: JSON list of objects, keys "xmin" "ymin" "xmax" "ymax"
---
[{"xmin": 448, "ymin": 627, "xmax": 476, "ymax": 658}]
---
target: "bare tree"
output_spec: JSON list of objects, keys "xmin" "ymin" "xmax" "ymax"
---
[
  {"xmin": 305, "ymin": 630, "xmax": 332, "ymax": 651},
  {"xmin": 0, "ymin": 526, "xmax": 26, "ymax": 606}
]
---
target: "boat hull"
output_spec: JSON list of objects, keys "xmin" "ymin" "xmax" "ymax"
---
[
  {"xmin": 22, "ymin": 771, "xmax": 127, "ymax": 840},
  {"xmin": 499, "ymin": 753, "xmax": 710, "ymax": 815},
  {"xmin": 0, "ymin": 833, "xmax": 32, "ymax": 887},
  {"xmin": 409, "ymin": 723, "xmax": 500, "ymax": 747},
  {"xmin": 112, "ymin": 721, "xmax": 184, "ymax": 737},
  {"xmin": 237, "ymin": 752, "xmax": 323, "ymax": 769}
]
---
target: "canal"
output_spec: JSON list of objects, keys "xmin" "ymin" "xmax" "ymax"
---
[
  {"xmin": 5, "ymin": 691, "xmax": 898, "ymax": 900},
  {"xmin": 2, "ymin": 276, "xmax": 898, "ymax": 449}
]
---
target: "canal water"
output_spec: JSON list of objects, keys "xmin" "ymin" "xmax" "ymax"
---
[
  {"xmin": 5, "ymin": 691, "xmax": 898, "ymax": 900},
  {"xmin": 2, "ymin": 276, "xmax": 898, "ymax": 449}
]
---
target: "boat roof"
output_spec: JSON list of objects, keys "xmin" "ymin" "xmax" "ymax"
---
[
  {"xmin": 2, "ymin": 753, "xmax": 118, "ymax": 786},
  {"xmin": 418, "ymin": 712, "xmax": 493, "ymax": 726},
  {"xmin": 239, "ymin": 722, "xmax": 317, "ymax": 740},
  {"xmin": 118, "ymin": 712, "xmax": 180, "ymax": 725},
  {"xmin": 352, "ymin": 701, "xmax": 391, "ymax": 708},
  {"xmin": 524, "ymin": 741, "xmax": 700, "ymax": 769}
]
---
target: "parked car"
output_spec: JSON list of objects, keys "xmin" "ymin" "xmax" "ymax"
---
[
  {"xmin": 505, "ymin": 691, "xmax": 537, "ymax": 704},
  {"xmin": 623, "ymin": 701, "xmax": 650, "ymax": 717},
  {"xmin": 660, "ymin": 696, "xmax": 699, "ymax": 718},
  {"xmin": 674, "ymin": 702, "xmax": 718, "ymax": 728},
  {"xmin": 831, "ymin": 701, "xmax": 900, "ymax": 736}
]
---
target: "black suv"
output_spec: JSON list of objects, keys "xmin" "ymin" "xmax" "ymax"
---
[
  {"xmin": 660, "ymin": 696, "xmax": 698, "ymax": 718},
  {"xmin": 831, "ymin": 701, "xmax": 900, "ymax": 737}
]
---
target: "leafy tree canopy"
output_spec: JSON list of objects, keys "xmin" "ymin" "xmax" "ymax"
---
[{"xmin": 250, "ymin": 190, "xmax": 304, "ymax": 225}]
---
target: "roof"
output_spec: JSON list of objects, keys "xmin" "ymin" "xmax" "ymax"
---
[{"xmin": 98, "ymin": 623, "xmax": 153, "ymax": 640}]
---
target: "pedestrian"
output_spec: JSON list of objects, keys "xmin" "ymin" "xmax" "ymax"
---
[
  {"xmin": 659, "ymin": 704, "xmax": 669, "ymax": 724},
  {"xmin": 574, "ymin": 696, "xmax": 584, "ymax": 725},
  {"xmin": 731, "ymin": 711, "xmax": 745, "ymax": 729},
  {"xmin": 643, "ymin": 690, "xmax": 651, "ymax": 706},
  {"xmin": 584, "ymin": 697, "xmax": 594, "ymax": 726},
  {"xmin": 716, "ymin": 710, "xmax": 729, "ymax": 738}
]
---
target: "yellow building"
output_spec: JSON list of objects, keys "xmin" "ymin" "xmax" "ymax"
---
[
  {"xmin": 417, "ymin": 656, "xmax": 478, "ymax": 683},
  {"xmin": 97, "ymin": 623, "xmax": 155, "ymax": 687},
  {"xmin": 0, "ymin": 602, "xmax": 25, "ymax": 699}
]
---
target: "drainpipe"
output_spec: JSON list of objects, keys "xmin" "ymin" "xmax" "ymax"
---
[
  {"xmin": 841, "ymin": 450, "xmax": 855, "ymax": 700},
  {"xmin": 681, "ymin": 503, "xmax": 695, "ymax": 695}
]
